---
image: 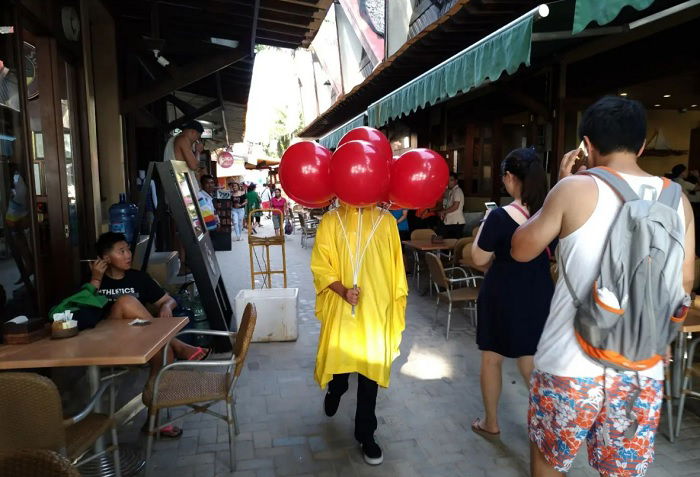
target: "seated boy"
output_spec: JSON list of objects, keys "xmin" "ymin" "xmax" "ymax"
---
[
  {"xmin": 89, "ymin": 232, "xmax": 209, "ymax": 438},
  {"xmin": 89, "ymin": 232, "xmax": 209, "ymax": 361}
]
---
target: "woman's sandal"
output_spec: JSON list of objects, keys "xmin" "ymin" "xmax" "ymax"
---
[
  {"xmin": 141, "ymin": 424, "xmax": 183, "ymax": 439},
  {"xmin": 187, "ymin": 347, "xmax": 211, "ymax": 361},
  {"xmin": 471, "ymin": 418, "xmax": 500, "ymax": 439}
]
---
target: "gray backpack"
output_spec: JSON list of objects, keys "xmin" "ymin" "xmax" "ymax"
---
[{"xmin": 561, "ymin": 167, "xmax": 689, "ymax": 372}]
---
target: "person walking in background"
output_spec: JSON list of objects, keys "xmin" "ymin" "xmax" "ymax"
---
[
  {"xmin": 270, "ymin": 189, "xmax": 288, "ymax": 235},
  {"xmin": 470, "ymin": 148, "xmax": 554, "ymax": 438},
  {"xmin": 512, "ymin": 97, "xmax": 694, "ymax": 477},
  {"xmin": 390, "ymin": 208, "xmax": 409, "ymax": 241},
  {"xmin": 438, "ymin": 173, "xmax": 466, "ymax": 238},
  {"xmin": 246, "ymin": 184, "xmax": 262, "ymax": 234},
  {"xmin": 230, "ymin": 182, "xmax": 247, "ymax": 241}
]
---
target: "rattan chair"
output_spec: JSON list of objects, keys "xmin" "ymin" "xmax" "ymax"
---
[
  {"xmin": 298, "ymin": 213, "xmax": 317, "ymax": 249},
  {"xmin": 0, "ymin": 372, "xmax": 121, "ymax": 475},
  {"xmin": 0, "ymin": 449, "xmax": 80, "ymax": 477},
  {"xmin": 409, "ymin": 229, "xmax": 436, "ymax": 289},
  {"xmin": 425, "ymin": 252, "xmax": 482, "ymax": 340},
  {"xmin": 453, "ymin": 237, "xmax": 474, "ymax": 269},
  {"xmin": 143, "ymin": 303, "xmax": 257, "ymax": 475}
]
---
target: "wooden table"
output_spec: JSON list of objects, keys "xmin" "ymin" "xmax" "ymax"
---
[
  {"xmin": 402, "ymin": 239, "xmax": 457, "ymax": 252},
  {"xmin": 403, "ymin": 239, "xmax": 458, "ymax": 292},
  {"xmin": 0, "ymin": 317, "xmax": 188, "ymax": 468},
  {"xmin": 0, "ymin": 317, "xmax": 189, "ymax": 370}
]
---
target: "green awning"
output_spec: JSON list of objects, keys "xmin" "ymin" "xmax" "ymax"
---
[
  {"xmin": 572, "ymin": 0, "xmax": 655, "ymax": 34},
  {"xmin": 318, "ymin": 114, "xmax": 366, "ymax": 149},
  {"xmin": 367, "ymin": 14, "xmax": 534, "ymax": 128}
]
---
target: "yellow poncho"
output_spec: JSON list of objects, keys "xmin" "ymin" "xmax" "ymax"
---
[{"xmin": 310, "ymin": 204, "xmax": 408, "ymax": 389}]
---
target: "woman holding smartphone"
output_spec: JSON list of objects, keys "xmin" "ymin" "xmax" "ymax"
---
[{"xmin": 470, "ymin": 148, "xmax": 555, "ymax": 438}]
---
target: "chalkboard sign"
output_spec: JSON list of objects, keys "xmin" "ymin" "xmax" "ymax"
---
[{"xmin": 134, "ymin": 161, "xmax": 233, "ymax": 349}]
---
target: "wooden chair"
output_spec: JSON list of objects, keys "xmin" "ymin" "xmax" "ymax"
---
[
  {"xmin": 144, "ymin": 303, "xmax": 257, "ymax": 475},
  {"xmin": 0, "ymin": 373, "xmax": 121, "ymax": 475},
  {"xmin": 410, "ymin": 229, "xmax": 435, "ymax": 241},
  {"xmin": 425, "ymin": 252, "xmax": 482, "ymax": 340},
  {"xmin": 0, "ymin": 450, "xmax": 80, "ymax": 477}
]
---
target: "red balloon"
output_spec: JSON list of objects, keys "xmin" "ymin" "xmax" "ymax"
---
[
  {"xmin": 389, "ymin": 149, "xmax": 449, "ymax": 209},
  {"xmin": 337, "ymin": 127, "xmax": 392, "ymax": 164},
  {"xmin": 279, "ymin": 141, "xmax": 334, "ymax": 206},
  {"xmin": 286, "ymin": 191, "xmax": 332, "ymax": 209},
  {"xmin": 331, "ymin": 140, "xmax": 390, "ymax": 207}
]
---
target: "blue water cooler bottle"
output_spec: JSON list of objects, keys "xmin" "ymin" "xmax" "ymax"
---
[{"xmin": 109, "ymin": 193, "xmax": 138, "ymax": 243}]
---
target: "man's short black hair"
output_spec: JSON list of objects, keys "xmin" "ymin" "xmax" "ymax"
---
[
  {"xmin": 579, "ymin": 96, "xmax": 646, "ymax": 156},
  {"xmin": 182, "ymin": 121, "xmax": 204, "ymax": 135},
  {"xmin": 449, "ymin": 172, "xmax": 459, "ymax": 181},
  {"xmin": 96, "ymin": 232, "xmax": 128, "ymax": 257},
  {"xmin": 200, "ymin": 174, "xmax": 215, "ymax": 187}
]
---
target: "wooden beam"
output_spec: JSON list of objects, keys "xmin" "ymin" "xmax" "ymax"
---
[
  {"xmin": 251, "ymin": 0, "xmax": 260, "ymax": 55},
  {"xmin": 165, "ymin": 94, "xmax": 196, "ymax": 114},
  {"xmin": 121, "ymin": 47, "xmax": 249, "ymax": 113},
  {"xmin": 166, "ymin": 99, "xmax": 221, "ymax": 130}
]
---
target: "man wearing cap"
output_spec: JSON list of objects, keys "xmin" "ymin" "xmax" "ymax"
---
[{"xmin": 164, "ymin": 121, "xmax": 205, "ymax": 171}]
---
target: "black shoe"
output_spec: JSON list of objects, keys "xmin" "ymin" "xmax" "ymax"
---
[
  {"xmin": 324, "ymin": 392, "xmax": 341, "ymax": 417},
  {"xmin": 361, "ymin": 438, "xmax": 383, "ymax": 465}
]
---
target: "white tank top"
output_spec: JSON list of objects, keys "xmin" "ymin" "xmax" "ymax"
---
[
  {"xmin": 534, "ymin": 173, "xmax": 685, "ymax": 380},
  {"xmin": 163, "ymin": 136, "xmax": 176, "ymax": 161}
]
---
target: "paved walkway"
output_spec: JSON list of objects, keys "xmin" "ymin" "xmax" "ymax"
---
[{"xmin": 138, "ymin": 217, "xmax": 700, "ymax": 477}]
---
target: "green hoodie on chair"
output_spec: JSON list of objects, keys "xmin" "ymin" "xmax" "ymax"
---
[{"xmin": 49, "ymin": 283, "xmax": 109, "ymax": 330}]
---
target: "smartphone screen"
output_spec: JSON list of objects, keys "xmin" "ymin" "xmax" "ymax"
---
[{"xmin": 484, "ymin": 202, "xmax": 497, "ymax": 210}]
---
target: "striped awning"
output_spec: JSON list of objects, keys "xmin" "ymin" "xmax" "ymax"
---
[{"xmin": 318, "ymin": 113, "xmax": 366, "ymax": 149}]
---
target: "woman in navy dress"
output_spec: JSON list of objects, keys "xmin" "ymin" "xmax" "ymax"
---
[{"xmin": 470, "ymin": 148, "xmax": 555, "ymax": 437}]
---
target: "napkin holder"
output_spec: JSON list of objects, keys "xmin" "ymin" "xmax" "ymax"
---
[{"xmin": 2, "ymin": 318, "xmax": 49, "ymax": 344}]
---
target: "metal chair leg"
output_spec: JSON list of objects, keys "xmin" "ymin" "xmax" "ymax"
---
[
  {"xmin": 226, "ymin": 400, "xmax": 237, "ymax": 471},
  {"xmin": 664, "ymin": 371, "xmax": 675, "ymax": 443},
  {"xmin": 111, "ymin": 426, "xmax": 122, "ymax": 477},
  {"xmin": 676, "ymin": 379, "xmax": 689, "ymax": 438},
  {"xmin": 232, "ymin": 399, "xmax": 240, "ymax": 435},
  {"xmin": 446, "ymin": 301, "xmax": 453, "ymax": 340},
  {"xmin": 145, "ymin": 413, "xmax": 157, "ymax": 477},
  {"xmin": 434, "ymin": 295, "xmax": 440, "ymax": 327}
]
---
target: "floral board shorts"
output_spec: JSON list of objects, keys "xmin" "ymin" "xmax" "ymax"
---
[{"xmin": 528, "ymin": 369, "xmax": 663, "ymax": 477}]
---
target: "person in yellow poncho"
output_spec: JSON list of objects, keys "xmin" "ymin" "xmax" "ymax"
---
[{"xmin": 310, "ymin": 202, "xmax": 408, "ymax": 466}]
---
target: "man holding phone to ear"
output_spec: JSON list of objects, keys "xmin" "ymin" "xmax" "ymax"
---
[{"xmin": 512, "ymin": 96, "xmax": 695, "ymax": 477}]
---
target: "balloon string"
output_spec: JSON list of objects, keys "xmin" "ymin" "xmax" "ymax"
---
[{"xmin": 334, "ymin": 206, "xmax": 388, "ymax": 315}]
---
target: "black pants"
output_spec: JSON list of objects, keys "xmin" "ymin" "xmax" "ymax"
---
[
  {"xmin": 328, "ymin": 373, "xmax": 378, "ymax": 442},
  {"xmin": 440, "ymin": 224, "xmax": 464, "ymax": 239}
]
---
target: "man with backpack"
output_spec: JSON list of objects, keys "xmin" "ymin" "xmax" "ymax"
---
[{"xmin": 512, "ymin": 96, "xmax": 695, "ymax": 477}]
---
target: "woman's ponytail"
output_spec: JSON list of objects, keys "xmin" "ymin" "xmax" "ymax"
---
[{"xmin": 501, "ymin": 148, "xmax": 548, "ymax": 215}]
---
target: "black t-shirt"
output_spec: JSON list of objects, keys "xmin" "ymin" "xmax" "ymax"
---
[{"xmin": 98, "ymin": 269, "xmax": 166, "ymax": 305}]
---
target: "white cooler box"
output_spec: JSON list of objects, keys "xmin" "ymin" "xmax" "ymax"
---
[{"xmin": 233, "ymin": 288, "xmax": 299, "ymax": 342}]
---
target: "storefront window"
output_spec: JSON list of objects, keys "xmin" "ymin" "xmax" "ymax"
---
[{"xmin": 0, "ymin": 14, "xmax": 38, "ymax": 318}]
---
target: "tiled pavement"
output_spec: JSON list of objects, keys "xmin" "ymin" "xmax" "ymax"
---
[{"xmin": 122, "ymin": 218, "xmax": 700, "ymax": 477}]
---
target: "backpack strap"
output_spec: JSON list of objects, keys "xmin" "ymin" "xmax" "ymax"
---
[
  {"xmin": 557, "ymin": 248, "xmax": 582, "ymax": 309},
  {"xmin": 581, "ymin": 167, "xmax": 639, "ymax": 203},
  {"xmin": 657, "ymin": 178, "xmax": 682, "ymax": 210}
]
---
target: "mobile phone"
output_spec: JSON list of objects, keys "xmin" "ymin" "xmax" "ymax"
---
[
  {"xmin": 573, "ymin": 140, "xmax": 589, "ymax": 172},
  {"xmin": 484, "ymin": 201, "xmax": 498, "ymax": 210}
]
